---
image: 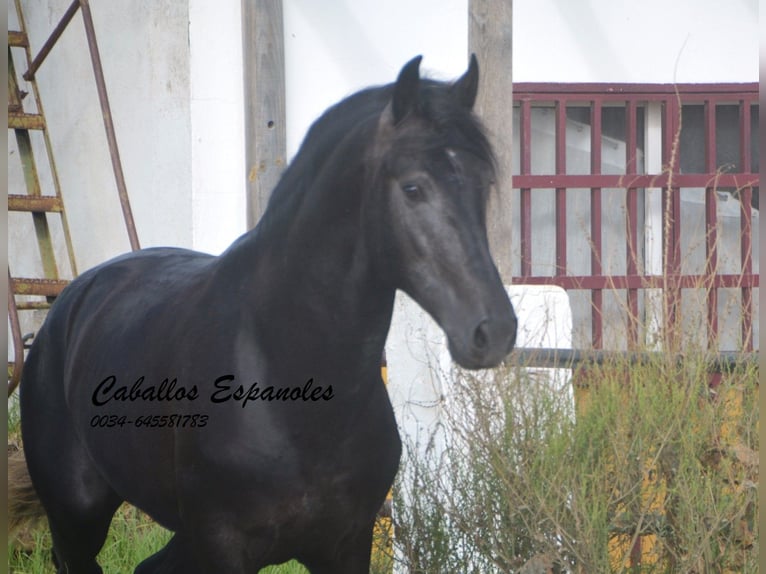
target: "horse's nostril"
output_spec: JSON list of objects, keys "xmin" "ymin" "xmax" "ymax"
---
[{"xmin": 473, "ymin": 319, "xmax": 490, "ymax": 350}]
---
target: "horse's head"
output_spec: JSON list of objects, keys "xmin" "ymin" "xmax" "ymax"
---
[{"xmin": 370, "ymin": 55, "xmax": 517, "ymax": 369}]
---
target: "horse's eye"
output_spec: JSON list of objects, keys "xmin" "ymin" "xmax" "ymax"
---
[{"xmin": 401, "ymin": 183, "xmax": 424, "ymax": 201}]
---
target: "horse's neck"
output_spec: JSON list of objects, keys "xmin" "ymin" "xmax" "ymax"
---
[{"xmin": 218, "ymin": 166, "xmax": 393, "ymax": 377}]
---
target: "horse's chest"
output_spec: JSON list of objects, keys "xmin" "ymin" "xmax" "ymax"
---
[
  {"xmin": 268, "ymin": 400, "xmax": 401, "ymax": 534},
  {"xmin": 293, "ymin": 409, "xmax": 401, "ymax": 511},
  {"xmin": 176, "ymin": 375, "xmax": 402, "ymax": 555},
  {"xmin": 273, "ymin": 440, "xmax": 399, "ymax": 552}
]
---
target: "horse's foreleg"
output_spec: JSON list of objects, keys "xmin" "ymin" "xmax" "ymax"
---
[
  {"xmin": 134, "ymin": 533, "xmax": 203, "ymax": 574},
  {"xmin": 303, "ymin": 519, "xmax": 376, "ymax": 574},
  {"xmin": 48, "ymin": 512, "xmax": 114, "ymax": 574},
  {"xmin": 135, "ymin": 527, "xmax": 267, "ymax": 574}
]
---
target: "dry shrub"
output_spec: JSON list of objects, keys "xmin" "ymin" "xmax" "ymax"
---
[{"xmin": 392, "ymin": 351, "xmax": 758, "ymax": 573}]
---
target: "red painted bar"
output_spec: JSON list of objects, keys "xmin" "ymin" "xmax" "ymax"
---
[
  {"xmin": 704, "ymin": 100, "xmax": 719, "ymax": 348},
  {"xmin": 662, "ymin": 97, "xmax": 678, "ymax": 175},
  {"xmin": 515, "ymin": 82, "xmax": 757, "ymax": 96},
  {"xmin": 555, "ymin": 101, "xmax": 567, "ymax": 275},
  {"xmin": 513, "ymin": 173, "xmax": 757, "ymax": 190},
  {"xmin": 741, "ymin": 190, "xmax": 753, "ymax": 351},
  {"xmin": 662, "ymin": 97, "xmax": 681, "ymax": 347},
  {"xmin": 662, "ymin": 98, "xmax": 681, "ymax": 349},
  {"xmin": 591, "ymin": 100, "xmax": 603, "ymax": 348},
  {"xmin": 739, "ymin": 102, "xmax": 754, "ymax": 351},
  {"xmin": 626, "ymin": 96, "xmax": 643, "ymax": 566},
  {"xmin": 512, "ymin": 274, "xmax": 758, "ymax": 290},
  {"xmin": 661, "ymin": 182, "xmax": 676, "ymax": 336},
  {"xmin": 520, "ymin": 99, "xmax": 532, "ymax": 277},
  {"xmin": 625, "ymin": 100, "xmax": 639, "ymax": 347},
  {"xmin": 670, "ymin": 187, "xmax": 683, "ymax": 347}
]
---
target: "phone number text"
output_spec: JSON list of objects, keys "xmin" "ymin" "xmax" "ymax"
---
[{"xmin": 89, "ymin": 414, "xmax": 208, "ymax": 429}]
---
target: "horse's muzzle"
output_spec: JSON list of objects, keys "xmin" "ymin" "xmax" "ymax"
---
[{"xmin": 450, "ymin": 312, "xmax": 517, "ymax": 370}]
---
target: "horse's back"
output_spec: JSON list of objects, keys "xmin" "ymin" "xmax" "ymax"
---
[
  {"xmin": 60, "ymin": 247, "xmax": 215, "ymax": 319},
  {"xmin": 23, "ymin": 247, "xmax": 216, "ymax": 386}
]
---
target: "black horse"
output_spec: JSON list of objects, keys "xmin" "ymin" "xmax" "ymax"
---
[{"xmin": 13, "ymin": 55, "xmax": 517, "ymax": 573}]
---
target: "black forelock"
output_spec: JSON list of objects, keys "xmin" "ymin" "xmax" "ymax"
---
[{"xmin": 417, "ymin": 79, "xmax": 496, "ymax": 171}]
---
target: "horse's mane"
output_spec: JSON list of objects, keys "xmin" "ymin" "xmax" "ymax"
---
[
  {"xmin": 260, "ymin": 75, "xmax": 496, "ymax": 229},
  {"xmin": 264, "ymin": 85, "xmax": 391, "ymax": 217}
]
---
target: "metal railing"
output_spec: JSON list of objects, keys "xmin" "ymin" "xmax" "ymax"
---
[{"xmin": 511, "ymin": 84, "xmax": 758, "ymax": 353}]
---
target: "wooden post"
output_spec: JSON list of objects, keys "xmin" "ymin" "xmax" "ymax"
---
[
  {"xmin": 469, "ymin": 0, "xmax": 513, "ymax": 283},
  {"xmin": 242, "ymin": 0, "xmax": 286, "ymax": 229}
]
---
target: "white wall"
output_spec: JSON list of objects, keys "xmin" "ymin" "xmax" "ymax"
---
[
  {"xmin": 7, "ymin": 0, "xmax": 247, "ymax": 271},
  {"xmin": 283, "ymin": 0, "xmax": 469, "ymax": 159},
  {"xmin": 189, "ymin": 0, "xmax": 246, "ymax": 255},
  {"xmin": 513, "ymin": 0, "xmax": 759, "ymax": 83}
]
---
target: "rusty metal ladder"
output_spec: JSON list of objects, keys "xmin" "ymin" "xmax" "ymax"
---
[
  {"xmin": 8, "ymin": 0, "xmax": 140, "ymax": 396},
  {"xmin": 7, "ymin": 26, "xmax": 75, "ymax": 396}
]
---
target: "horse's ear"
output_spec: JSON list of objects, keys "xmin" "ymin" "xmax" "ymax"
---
[
  {"xmin": 451, "ymin": 54, "xmax": 479, "ymax": 110},
  {"xmin": 391, "ymin": 55, "xmax": 423, "ymax": 125}
]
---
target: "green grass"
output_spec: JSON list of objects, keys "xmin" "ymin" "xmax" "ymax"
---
[
  {"xmin": 10, "ymin": 507, "xmax": 168, "ymax": 574},
  {"xmin": 9, "ymin": 509, "xmax": 309, "ymax": 573}
]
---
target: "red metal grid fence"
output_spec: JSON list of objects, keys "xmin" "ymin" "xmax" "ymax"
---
[{"xmin": 510, "ymin": 83, "xmax": 759, "ymax": 353}]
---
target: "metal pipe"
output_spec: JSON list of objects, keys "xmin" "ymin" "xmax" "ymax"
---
[
  {"xmin": 589, "ymin": 99, "xmax": 603, "ymax": 348},
  {"xmin": 8, "ymin": 271, "xmax": 25, "ymax": 396},
  {"xmin": 22, "ymin": 0, "xmax": 80, "ymax": 81},
  {"xmin": 554, "ymin": 101, "xmax": 567, "ymax": 276},
  {"xmin": 519, "ymin": 99, "xmax": 532, "ymax": 277},
  {"xmin": 739, "ymin": 101, "xmax": 754, "ymax": 351},
  {"xmin": 79, "ymin": 0, "xmax": 140, "ymax": 251},
  {"xmin": 506, "ymin": 347, "xmax": 758, "ymax": 373}
]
